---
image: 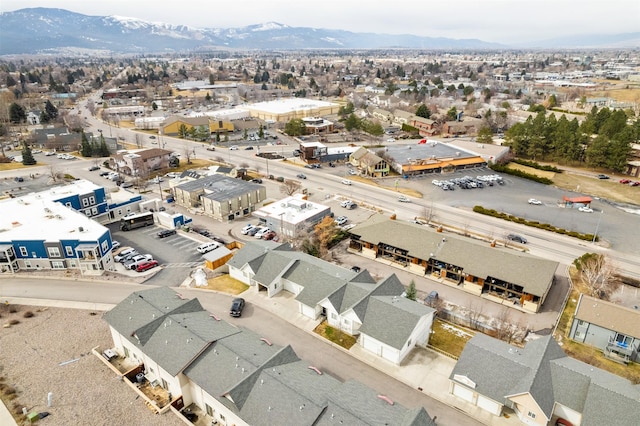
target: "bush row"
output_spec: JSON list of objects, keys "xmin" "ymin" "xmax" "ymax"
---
[
  {"xmin": 511, "ymin": 159, "xmax": 563, "ymax": 173},
  {"xmin": 489, "ymin": 163, "xmax": 554, "ymax": 185},
  {"xmin": 472, "ymin": 205, "xmax": 598, "ymax": 242}
]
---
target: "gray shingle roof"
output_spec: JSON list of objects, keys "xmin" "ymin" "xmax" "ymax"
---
[
  {"xmin": 175, "ymin": 174, "xmax": 262, "ymax": 202},
  {"xmin": 451, "ymin": 334, "xmax": 640, "ymax": 423},
  {"xmin": 106, "ymin": 287, "xmax": 436, "ymax": 425},
  {"xmin": 358, "ymin": 296, "xmax": 435, "ymax": 350},
  {"xmin": 574, "ymin": 294, "xmax": 640, "ymax": 339},
  {"xmin": 352, "ymin": 216, "xmax": 558, "ymax": 297},
  {"xmin": 315, "ymin": 379, "xmax": 436, "ymax": 426}
]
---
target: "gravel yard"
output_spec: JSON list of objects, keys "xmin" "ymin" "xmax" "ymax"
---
[{"xmin": 0, "ymin": 304, "xmax": 182, "ymax": 426}]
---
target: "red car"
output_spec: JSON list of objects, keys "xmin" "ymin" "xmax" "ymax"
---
[
  {"xmin": 262, "ymin": 231, "xmax": 277, "ymax": 241},
  {"xmin": 631, "ymin": 181, "xmax": 640, "ymax": 187},
  {"xmin": 136, "ymin": 260, "xmax": 159, "ymax": 272},
  {"xmin": 620, "ymin": 179, "xmax": 631, "ymax": 184}
]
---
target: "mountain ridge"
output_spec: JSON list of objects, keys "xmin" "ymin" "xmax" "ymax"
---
[{"xmin": 1, "ymin": 7, "xmax": 638, "ymax": 55}]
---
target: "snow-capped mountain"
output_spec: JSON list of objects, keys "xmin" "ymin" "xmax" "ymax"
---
[
  {"xmin": 1, "ymin": 8, "xmax": 637, "ymax": 55},
  {"xmin": 0, "ymin": 7, "xmax": 501, "ymax": 55}
]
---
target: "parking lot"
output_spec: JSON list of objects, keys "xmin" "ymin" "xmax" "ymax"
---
[{"xmin": 107, "ymin": 223, "xmax": 209, "ymax": 286}]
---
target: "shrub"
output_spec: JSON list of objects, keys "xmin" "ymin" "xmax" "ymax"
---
[
  {"xmin": 9, "ymin": 319, "xmax": 19, "ymax": 325},
  {"xmin": 23, "ymin": 311, "xmax": 34, "ymax": 318}
]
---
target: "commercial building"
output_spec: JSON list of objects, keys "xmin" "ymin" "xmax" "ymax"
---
[
  {"xmin": 349, "ymin": 215, "xmax": 558, "ymax": 313},
  {"xmin": 0, "ymin": 190, "xmax": 115, "ymax": 275},
  {"xmin": 173, "ymin": 174, "xmax": 266, "ymax": 221},
  {"xmin": 252, "ymin": 194, "xmax": 331, "ymax": 239},
  {"xmin": 243, "ymin": 98, "xmax": 340, "ymax": 123}
]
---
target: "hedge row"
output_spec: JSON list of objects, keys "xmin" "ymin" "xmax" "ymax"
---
[
  {"xmin": 512, "ymin": 159, "xmax": 563, "ymax": 173},
  {"xmin": 472, "ymin": 205, "xmax": 598, "ymax": 242},
  {"xmin": 489, "ymin": 163, "xmax": 554, "ymax": 185}
]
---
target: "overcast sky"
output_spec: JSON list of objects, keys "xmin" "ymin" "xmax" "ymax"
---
[{"xmin": 1, "ymin": 0, "xmax": 638, "ymax": 44}]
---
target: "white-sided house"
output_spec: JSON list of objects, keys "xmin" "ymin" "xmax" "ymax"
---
[
  {"xmin": 103, "ymin": 287, "xmax": 437, "ymax": 426},
  {"xmin": 358, "ymin": 295, "xmax": 435, "ymax": 365},
  {"xmin": 449, "ymin": 333, "xmax": 640, "ymax": 426},
  {"xmin": 227, "ymin": 241, "xmax": 435, "ymax": 364}
]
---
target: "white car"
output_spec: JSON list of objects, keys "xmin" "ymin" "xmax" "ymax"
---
[
  {"xmin": 165, "ymin": 172, "xmax": 180, "ymax": 178},
  {"xmin": 341, "ymin": 179, "xmax": 352, "ymax": 185},
  {"xmin": 44, "ymin": 151, "xmax": 56, "ymax": 156},
  {"xmin": 230, "ymin": 145, "xmax": 239, "ymax": 150},
  {"xmin": 335, "ymin": 216, "xmax": 348, "ymax": 226},
  {"xmin": 578, "ymin": 206, "xmax": 594, "ymax": 213},
  {"xmin": 528, "ymin": 198, "xmax": 542, "ymax": 205},
  {"xmin": 387, "ymin": 138, "xmax": 396, "ymax": 143},
  {"xmin": 197, "ymin": 242, "xmax": 220, "ymax": 254},
  {"xmin": 340, "ymin": 200, "xmax": 353, "ymax": 208},
  {"xmin": 254, "ymin": 227, "xmax": 271, "ymax": 239},
  {"xmin": 241, "ymin": 224, "xmax": 255, "ymax": 235},
  {"xmin": 398, "ymin": 195, "xmax": 411, "ymax": 203},
  {"xmin": 348, "ymin": 169, "xmax": 357, "ymax": 175}
]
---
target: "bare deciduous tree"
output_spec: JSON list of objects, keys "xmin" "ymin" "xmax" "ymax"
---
[
  {"xmin": 280, "ymin": 179, "xmax": 301, "ymax": 196},
  {"xmin": 467, "ymin": 301, "xmax": 484, "ymax": 331},
  {"xmin": 182, "ymin": 144, "xmax": 193, "ymax": 164},
  {"xmin": 577, "ymin": 254, "xmax": 619, "ymax": 300}
]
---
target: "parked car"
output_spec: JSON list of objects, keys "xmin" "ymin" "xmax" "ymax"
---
[
  {"xmin": 121, "ymin": 182, "xmax": 133, "ymax": 188},
  {"xmin": 296, "ymin": 173, "xmax": 307, "ymax": 179},
  {"xmin": 99, "ymin": 171, "xmax": 111, "ymax": 177},
  {"xmin": 345, "ymin": 202, "xmax": 358, "ymax": 210},
  {"xmin": 597, "ymin": 174, "xmax": 610, "ymax": 179},
  {"xmin": 157, "ymin": 229, "xmax": 177, "ymax": 238},
  {"xmin": 111, "ymin": 240, "xmax": 121, "ymax": 250},
  {"xmin": 197, "ymin": 242, "xmax": 220, "ymax": 254},
  {"xmin": 136, "ymin": 260, "xmax": 159, "ymax": 272},
  {"xmin": 251, "ymin": 178, "xmax": 262, "ymax": 183},
  {"xmin": 125, "ymin": 254, "xmax": 154, "ymax": 270},
  {"xmin": 341, "ymin": 179, "xmax": 352, "ymax": 185},
  {"xmin": 247, "ymin": 226, "xmax": 263, "ymax": 236},
  {"xmin": 620, "ymin": 179, "xmax": 631, "ymax": 184},
  {"xmin": 241, "ymin": 224, "xmax": 256, "ymax": 235},
  {"xmin": 578, "ymin": 206, "xmax": 594, "ymax": 213},
  {"xmin": 340, "ymin": 200, "xmax": 353, "ymax": 208},
  {"xmin": 88, "ymin": 165, "xmax": 100, "ymax": 171},
  {"xmin": 230, "ymin": 298, "xmax": 245, "ymax": 317},
  {"xmin": 351, "ymin": 266, "xmax": 361, "ymax": 273},
  {"xmin": 335, "ymin": 216, "xmax": 348, "ymax": 226},
  {"xmin": 254, "ymin": 227, "xmax": 272, "ymax": 239},
  {"xmin": 244, "ymin": 146, "xmax": 254, "ymax": 150},
  {"xmin": 528, "ymin": 198, "xmax": 542, "ymax": 205},
  {"xmin": 348, "ymin": 169, "xmax": 357, "ymax": 175},
  {"xmin": 398, "ymin": 195, "xmax": 411, "ymax": 203},
  {"xmin": 425, "ymin": 291, "xmax": 439, "ymax": 307},
  {"xmin": 507, "ymin": 234, "xmax": 527, "ymax": 244},
  {"xmin": 229, "ymin": 145, "xmax": 239, "ymax": 150},
  {"xmin": 262, "ymin": 231, "xmax": 277, "ymax": 241},
  {"xmin": 149, "ymin": 135, "xmax": 156, "ymax": 139},
  {"xmin": 165, "ymin": 172, "xmax": 180, "ymax": 178},
  {"xmin": 114, "ymin": 248, "xmax": 138, "ymax": 263},
  {"xmin": 206, "ymin": 145, "xmax": 216, "ymax": 151}
]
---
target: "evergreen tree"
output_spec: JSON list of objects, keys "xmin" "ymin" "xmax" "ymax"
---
[
  {"xmin": 9, "ymin": 103, "xmax": 26, "ymax": 123},
  {"xmin": 415, "ymin": 104, "xmax": 430, "ymax": 119},
  {"xmin": 405, "ymin": 280, "xmax": 417, "ymax": 301},
  {"xmin": 80, "ymin": 131, "xmax": 93, "ymax": 157},
  {"xmin": 21, "ymin": 143, "xmax": 36, "ymax": 165}
]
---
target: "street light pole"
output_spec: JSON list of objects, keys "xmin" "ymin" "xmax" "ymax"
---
[{"xmin": 592, "ymin": 210, "xmax": 604, "ymax": 244}]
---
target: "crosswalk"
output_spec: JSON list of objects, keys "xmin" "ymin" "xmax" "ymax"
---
[{"xmin": 162, "ymin": 262, "xmax": 203, "ymax": 269}]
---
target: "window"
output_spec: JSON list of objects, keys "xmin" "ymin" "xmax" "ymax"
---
[
  {"xmin": 205, "ymin": 404, "xmax": 213, "ymax": 416},
  {"xmin": 24, "ymin": 260, "xmax": 32, "ymax": 268},
  {"xmin": 89, "ymin": 196, "xmax": 95, "ymax": 205},
  {"xmin": 51, "ymin": 261, "xmax": 65, "ymax": 269},
  {"xmin": 331, "ymin": 313, "xmax": 338, "ymax": 320},
  {"xmin": 527, "ymin": 411, "xmax": 536, "ymax": 419},
  {"xmin": 65, "ymin": 246, "xmax": 74, "ymax": 257},
  {"xmin": 47, "ymin": 247, "xmax": 61, "ymax": 257},
  {"xmin": 578, "ymin": 320, "xmax": 584, "ymax": 326},
  {"xmin": 19, "ymin": 247, "xmax": 27, "ymax": 256},
  {"xmin": 82, "ymin": 198, "xmax": 89, "ymax": 207},
  {"xmin": 161, "ymin": 378, "xmax": 168, "ymax": 389},
  {"xmin": 65, "ymin": 202, "xmax": 72, "ymax": 208},
  {"xmin": 101, "ymin": 241, "xmax": 109, "ymax": 252},
  {"xmin": 574, "ymin": 331, "xmax": 582, "ymax": 338}
]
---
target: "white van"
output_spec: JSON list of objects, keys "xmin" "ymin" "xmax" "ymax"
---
[{"xmin": 197, "ymin": 242, "xmax": 220, "ymax": 254}]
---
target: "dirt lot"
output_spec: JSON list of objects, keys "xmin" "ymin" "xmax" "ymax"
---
[{"xmin": 0, "ymin": 304, "xmax": 182, "ymax": 426}]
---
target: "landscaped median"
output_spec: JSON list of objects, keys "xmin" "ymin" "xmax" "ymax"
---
[{"xmin": 472, "ymin": 205, "xmax": 597, "ymax": 242}]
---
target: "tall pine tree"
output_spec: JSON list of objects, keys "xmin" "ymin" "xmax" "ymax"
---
[{"xmin": 21, "ymin": 142, "xmax": 36, "ymax": 165}]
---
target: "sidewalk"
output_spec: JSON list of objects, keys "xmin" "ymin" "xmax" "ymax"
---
[{"xmin": 240, "ymin": 289, "xmax": 521, "ymax": 426}]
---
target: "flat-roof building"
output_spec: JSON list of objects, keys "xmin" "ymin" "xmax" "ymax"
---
[
  {"xmin": 253, "ymin": 194, "xmax": 331, "ymax": 238},
  {"xmin": 243, "ymin": 98, "xmax": 339, "ymax": 123}
]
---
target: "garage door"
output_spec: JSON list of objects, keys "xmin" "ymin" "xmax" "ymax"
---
[
  {"xmin": 452, "ymin": 383, "xmax": 474, "ymax": 403},
  {"xmin": 477, "ymin": 395, "xmax": 502, "ymax": 415}
]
